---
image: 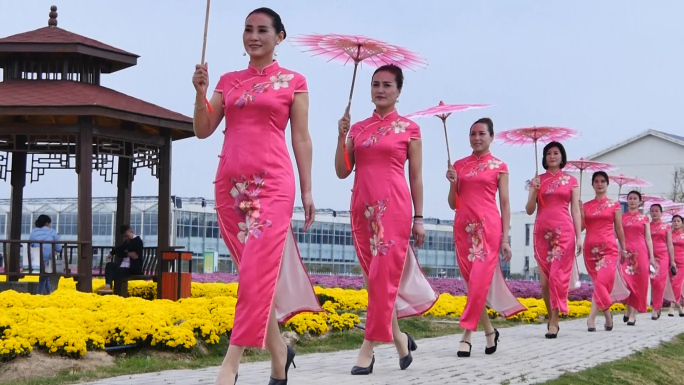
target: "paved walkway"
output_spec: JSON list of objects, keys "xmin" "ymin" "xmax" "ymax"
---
[{"xmin": 80, "ymin": 315, "xmax": 683, "ymax": 385}]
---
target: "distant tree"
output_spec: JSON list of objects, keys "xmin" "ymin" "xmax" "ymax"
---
[
  {"xmin": 669, "ymin": 167, "xmax": 684, "ymax": 203},
  {"xmin": 317, "ymin": 265, "xmax": 333, "ymax": 274},
  {"xmin": 351, "ymin": 265, "xmax": 363, "ymax": 275},
  {"xmin": 421, "ymin": 266, "xmax": 434, "ymax": 277}
]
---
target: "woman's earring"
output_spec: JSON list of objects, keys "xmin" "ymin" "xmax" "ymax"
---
[
  {"xmin": 397, "ymin": 99, "xmax": 400, "ymax": 103},
  {"xmin": 243, "ymin": 52, "xmax": 246, "ymax": 56}
]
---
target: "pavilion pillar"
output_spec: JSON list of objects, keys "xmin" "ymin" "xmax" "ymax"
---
[
  {"xmin": 156, "ymin": 129, "xmax": 172, "ymax": 299},
  {"xmin": 8, "ymin": 138, "xmax": 27, "ymax": 282},
  {"xmin": 76, "ymin": 116, "xmax": 93, "ymax": 292},
  {"xmin": 115, "ymin": 145, "xmax": 132, "ymax": 245}
]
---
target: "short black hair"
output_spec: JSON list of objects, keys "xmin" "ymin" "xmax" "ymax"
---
[
  {"xmin": 372, "ymin": 64, "xmax": 404, "ymax": 90},
  {"xmin": 247, "ymin": 7, "xmax": 286, "ymax": 39},
  {"xmin": 650, "ymin": 204, "xmax": 663, "ymax": 212},
  {"xmin": 673, "ymin": 214, "xmax": 683, "ymax": 222},
  {"xmin": 120, "ymin": 225, "xmax": 132, "ymax": 235},
  {"xmin": 471, "ymin": 117, "xmax": 494, "ymax": 136},
  {"xmin": 35, "ymin": 214, "xmax": 51, "ymax": 228},
  {"xmin": 592, "ymin": 171, "xmax": 609, "ymax": 185},
  {"xmin": 627, "ymin": 190, "xmax": 642, "ymax": 201},
  {"xmin": 541, "ymin": 141, "xmax": 567, "ymax": 170}
]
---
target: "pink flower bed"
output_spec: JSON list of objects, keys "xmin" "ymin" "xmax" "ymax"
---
[{"xmin": 190, "ymin": 272, "xmax": 596, "ymax": 301}]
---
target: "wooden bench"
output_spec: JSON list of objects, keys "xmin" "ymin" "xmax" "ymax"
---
[
  {"xmin": 111, "ymin": 247, "xmax": 159, "ymax": 297},
  {"xmin": 92, "ymin": 246, "xmax": 184, "ymax": 297}
]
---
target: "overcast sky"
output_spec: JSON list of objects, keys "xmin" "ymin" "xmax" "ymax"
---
[{"xmin": 1, "ymin": 1, "xmax": 683, "ymax": 219}]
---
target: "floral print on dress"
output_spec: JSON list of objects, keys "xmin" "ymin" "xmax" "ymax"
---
[
  {"xmin": 591, "ymin": 199, "xmax": 618, "ymax": 216},
  {"xmin": 234, "ymin": 72, "xmax": 295, "ymax": 107},
  {"xmin": 623, "ymin": 249, "xmax": 641, "ymax": 275},
  {"xmin": 624, "ymin": 213, "xmax": 648, "ymax": 227},
  {"xmin": 544, "ymin": 228, "xmax": 564, "ymax": 262},
  {"xmin": 652, "ymin": 221, "xmax": 669, "ymax": 233},
  {"xmin": 230, "ymin": 172, "xmax": 272, "ymax": 243},
  {"xmin": 465, "ymin": 219, "xmax": 487, "ymax": 262},
  {"xmin": 673, "ymin": 230, "xmax": 684, "ymax": 243},
  {"xmin": 545, "ymin": 174, "xmax": 571, "ymax": 195},
  {"xmin": 364, "ymin": 199, "xmax": 395, "ymax": 256},
  {"xmin": 362, "ymin": 119, "xmax": 410, "ymax": 147},
  {"xmin": 465, "ymin": 158, "xmax": 502, "ymax": 178},
  {"xmin": 591, "ymin": 244, "xmax": 609, "ymax": 271}
]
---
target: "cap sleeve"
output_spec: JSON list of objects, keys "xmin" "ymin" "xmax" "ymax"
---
[
  {"xmin": 569, "ymin": 174, "xmax": 579, "ymax": 188},
  {"xmin": 499, "ymin": 160, "xmax": 509, "ymax": 174},
  {"xmin": 612, "ymin": 200, "xmax": 621, "ymax": 211},
  {"xmin": 213, "ymin": 73, "xmax": 229, "ymax": 105},
  {"xmin": 348, "ymin": 122, "xmax": 363, "ymax": 139},
  {"xmin": 408, "ymin": 121, "xmax": 421, "ymax": 140},
  {"xmin": 214, "ymin": 73, "xmax": 227, "ymax": 94},
  {"xmin": 294, "ymin": 74, "xmax": 308, "ymax": 93}
]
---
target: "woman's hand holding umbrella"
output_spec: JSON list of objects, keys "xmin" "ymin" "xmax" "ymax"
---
[{"xmin": 338, "ymin": 113, "xmax": 352, "ymax": 170}]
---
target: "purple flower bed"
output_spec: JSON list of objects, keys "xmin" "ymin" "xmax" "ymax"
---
[{"xmin": 190, "ymin": 273, "xmax": 596, "ymax": 301}]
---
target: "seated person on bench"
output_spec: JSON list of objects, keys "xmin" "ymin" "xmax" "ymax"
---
[{"xmin": 99, "ymin": 225, "xmax": 143, "ymax": 294}]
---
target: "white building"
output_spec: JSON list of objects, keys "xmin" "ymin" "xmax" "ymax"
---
[
  {"xmin": 581, "ymin": 129, "xmax": 684, "ymax": 203},
  {"xmin": 0, "ymin": 197, "xmax": 460, "ymax": 276},
  {"xmin": 511, "ymin": 129, "xmax": 684, "ymax": 276}
]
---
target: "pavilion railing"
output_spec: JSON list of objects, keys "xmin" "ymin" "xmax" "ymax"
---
[{"xmin": 0, "ymin": 239, "xmax": 89, "ymax": 279}]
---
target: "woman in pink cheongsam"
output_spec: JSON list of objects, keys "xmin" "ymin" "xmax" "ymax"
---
[
  {"xmin": 525, "ymin": 141, "xmax": 582, "ymax": 338},
  {"xmin": 668, "ymin": 214, "xmax": 684, "ymax": 316},
  {"xmin": 192, "ymin": 8, "xmax": 322, "ymax": 385},
  {"xmin": 579, "ymin": 171, "xmax": 629, "ymax": 332},
  {"xmin": 445, "ymin": 118, "xmax": 526, "ymax": 357},
  {"xmin": 335, "ymin": 64, "xmax": 438, "ymax": 375},
  {"xmin": 619, "ymin": 191, "xmax": 655, "ymax": 325},
  {"xmin": 649, "ymin": 203, "xmax": 676, "ymax": 320}
]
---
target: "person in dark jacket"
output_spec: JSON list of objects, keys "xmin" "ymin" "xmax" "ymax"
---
[{"xmin": 98, "ymin": 225, "xmax": 143, "ymax": 294}]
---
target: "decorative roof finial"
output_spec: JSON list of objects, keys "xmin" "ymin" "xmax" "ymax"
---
[{"xmin": 48, "ymin": 5, "xmax": 58, "ymax": 27}]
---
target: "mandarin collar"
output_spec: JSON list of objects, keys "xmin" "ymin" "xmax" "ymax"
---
[
  {"xmin": 372, "ymin": 108, "xmax": 399, "ymax": 121},
  {"xmin": 247, "ymin": 60, "xmax": 280, "ymax": 76},
  {"xmin": 470, "ymin": 151, "xmax": 493, "ymax": 161}
]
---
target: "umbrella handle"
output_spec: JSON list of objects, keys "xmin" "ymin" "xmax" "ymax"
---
[
  {"xmin": 579, "ymin": 170, "xmax": 587, "ymax": 229},
  {"xmin": 441, "ymin": 118, "xmax": 452, "ymax": 165},
  {"xmin": 535, "ymin": 140, "xmax": 545, "ymax": 208},
  {"xmin": 341, "ymin": 59, "xmax": 361, "ymax": 172},
  {"xmin": 201, "ymin": 0, "xmax": 213, "ymax": 114},
  {"xmin": 442, "ymin": 118, "xmax": 459, "ymax": 209}
]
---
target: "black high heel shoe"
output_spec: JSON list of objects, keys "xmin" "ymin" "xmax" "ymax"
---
[
  {"xmin": 627, "ymin": 319, "xmax": 636, "ymax": 326},
  {"xmin": 545, "ymin": 324, "xmax": 560, "ymax": 339},
  {"xmin": 587, "ymin": 319, "xmax": 596, "ymax": 332},
  {"xmin": 351, "ymin": 355, "xmax": 375, "ymax": 375},
  {"xmin": 268, "ymin": 346, "xmax": 296, "ymax": 385},
  {"xmin": 399, "ymin": 333, "xmax": 418, "ymax": 370},
  {"xmin": 484, "ymin": 329, "xmax": 499, "ymax": 355},
  {"xmin": 604, "ymin": 315, "xmax": 614, "ymax": 331},
  {"xmin": 457, "ymin": 341, "xmax": 472, "ymax": 357}
]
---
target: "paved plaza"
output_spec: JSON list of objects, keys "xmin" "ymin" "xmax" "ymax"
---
[{"xmin": 80, "ymin": 316, "xmax": 683, "ymax": 385}]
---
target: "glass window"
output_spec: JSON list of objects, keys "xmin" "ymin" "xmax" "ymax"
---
[
  {"xmin": 58, "ymin": 213, "xmax": 77, "ymax": 235},
  {"xmin": 21, "ymin": 213, "xmax": 32, "ymax": 235},
  {"xmin": 92, "ymin": 212, "xmax": 113, "ymax": 236},
  {"xmin": 130, "ymin": 212, "xmax": 143, "ymax": 235},
  {"xmin": 143, "ymin": 211, "xmax": 158, "ymax": 236}
]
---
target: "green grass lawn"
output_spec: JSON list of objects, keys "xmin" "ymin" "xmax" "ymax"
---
[{"xmin": 542, "ymin": 333, "xmax": 684, "ymax": 385}]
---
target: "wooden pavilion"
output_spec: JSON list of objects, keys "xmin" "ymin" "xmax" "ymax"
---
[{"xmin": 0, "ymin": 6, "xmax": 194, "ymax": 293}]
